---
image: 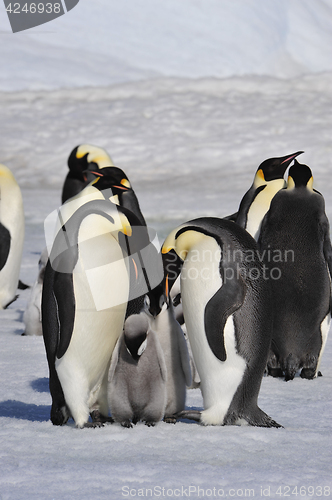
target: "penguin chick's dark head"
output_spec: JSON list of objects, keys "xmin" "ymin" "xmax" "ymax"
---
[
  {"xmin": 288, "ymin": 160, "xmax": 313, "ymax": 189},
  {"xmin": 145, "ymin": 285, "xmax": 167, "ymax": 318},
  {"xmin": 86, "ymin": 167, "xmax": 131, "ymax": 195},
  {"xmin": 124, "ymin": 314, "xmax": 149, "ymax": 360},
  {"xmin": 256, "ymin": 151, "xmax": 304, "ymax": 182}
]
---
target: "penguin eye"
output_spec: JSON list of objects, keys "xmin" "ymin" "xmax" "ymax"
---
[
  {"xmin": 121, "ymin": 179, "xmax": 131, "ymax": 188},
  {"xmin": 144, "ymin": 295, "xmax": 150, "ymax": 309}
]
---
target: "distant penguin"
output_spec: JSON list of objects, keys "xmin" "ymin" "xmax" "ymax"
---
[
  {"xmin": 162, "ymin": 217, "xmax": 281, "ymax": 427},
  {"xmin": 61, "ymin": 144, "xmax": 114, "ymax": 203},
  {"xmin": 108, "ymin": 312, "xmax": 167, "ymax": 427},
  {"xmin": 258, "ymin": 160, "xmax": 332, "ymax": 381},
  {"xmin": 0, "ymin": 164, "xmax": 25, "ymax": 309},
  {"xmin": 23, "ymin": 247, "xmax": 48, "ymax": 336},
  {"xmin": 235, "ymin": 151, "xmax": 303, "ymax": 239},
  {"xmin": 146, "ymin": 286, "xmax": 192, "ymax": 423},
  {"xmin": 42, "ymin": 199, "xmax": 135, "ymax": 428},
  {"xmin": 87, "ymin": 167, "xmax": 146, "ymax": 226}
]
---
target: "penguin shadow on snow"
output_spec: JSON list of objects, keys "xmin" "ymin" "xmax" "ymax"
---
[{"xmin": 0, "ymin": 400, "xmax": 50, "ymax": 422}]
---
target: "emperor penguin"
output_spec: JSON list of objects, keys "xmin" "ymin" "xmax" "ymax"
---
[
  {"xmin": 146, "ymin": 285, "xmax": 192, "ymax": 422},
  {"xmin": 61, "ymin": 144, "xmax": 114, "ymax": 203},
  {"xmin": 0, "ymin": 164, "xmax": 25, "ymax": 309},
  {"xmin": 87, "ymin": 167, "xmax": 146, "ymax": 226},
  {"xmin": 42, "ymin": 199, "xmax": 135, "ymax": 428},
  {"xmin": 235, "ymin": 151, "xmax": 303, "ymax": 240},
  {"xmin": 162, "ymin": 217, "xmax": 281, "ymax": 427},
  {"xmin": 258, "ymin": 160, "xmax": 332, "ymax": 381},
  {"xmin": 23, "ymin": 247, "xmax": 48, "ymax": 336},
  {"xmin": 108, "ymin": 312, "xmax": 167, "ymax": 427}
]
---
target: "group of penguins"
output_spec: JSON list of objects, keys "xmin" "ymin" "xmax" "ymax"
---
[{"xmin": 1, "ymin": 145, "xmax": 331, "ymax": 430}]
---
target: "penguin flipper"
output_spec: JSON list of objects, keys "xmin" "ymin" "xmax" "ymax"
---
[
  {"xmin": 176, "ymin": 322, "xmax": 192, "ymax": 387},
  {"xmin": 0, "ymin": 222, "xmax": 10, "ymax": 271},
  {"xmin": 53, "ymin": 272, "xmax": 76, "ymax": 359},
  {"xmin": 322, "ymin": 217, "xmax": 332, "ymax": 315},
  {"xmin": 108, "ymin": 335, "xmax": 122, "ymax": 383},
  {"xmin": 204, "ymin": 274, "xmax": 246, "ymax": 362},
  {"xmin": 153, "ymin": 330, "xmax": 167, "ymax": 383}
]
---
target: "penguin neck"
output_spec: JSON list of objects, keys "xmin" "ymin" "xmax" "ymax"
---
[{"xmin": 246, "ymin": 178, "xmax": 286, "ymax": 240}]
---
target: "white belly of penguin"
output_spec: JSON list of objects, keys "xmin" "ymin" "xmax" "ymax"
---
[
  {"xmin": 55, "ymin": 215, "xmax": 129, "ymax": 412},
  {"xmin": 180, "ymin": 236, "xmax": 246, "ymax": 425}
]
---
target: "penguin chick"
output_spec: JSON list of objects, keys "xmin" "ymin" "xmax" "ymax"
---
[
  {"xmin": 23, "ymin": 247, "xmax": 48, "ymax": 336},
  {"xmin": 0, "ymin": 164, "xmax": 24, "ymax": 309},
  {"xmin": 259, "ymin": 160, "xmax": 332, "ymax": 381},
  {"xmin": 146, "ymin": 289, "xmax": 192, "ymax": 423},
  {"xmin": 108, "ymin": 313, "xmax": 167, "ymax": 428},
  {"xmin": 236, "ymin": 151, "xmax": 303, "ymax": 240},
  {"xmin": 62, "ymin": 144, "xmax": 114, "ymax": 203}
]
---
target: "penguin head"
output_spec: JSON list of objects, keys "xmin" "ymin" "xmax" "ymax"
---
[
  {"xmin": 287, "ymin": 160, "xmax": 314, "ymax": 190},
  {"xmin": 145, "ymin": 284, "xmax": 168, "ymax": 318},
  {"xmin": 254, "ymin": 151, "xmax": 304, "ymax": 186},
  {"xmin": 86, "ymin": 167, "xmax": 132, "ymax": 198},
  {"xmin": 67, "ymin": 144, "xmax": 113, "ymax": 179},
  {"xmin": 124, "ymin": 313, "xmax": 149, "ymax": 360}
]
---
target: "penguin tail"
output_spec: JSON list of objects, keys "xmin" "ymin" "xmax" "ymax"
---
[
  {"xmin": 283, "ymin": 354, "xmax": 300, "ymax": 381},
  {"xmin": 239, "ymin": 406, "xmax": 283, "ymax": 429}
]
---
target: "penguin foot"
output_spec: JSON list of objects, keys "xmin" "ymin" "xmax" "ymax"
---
[
  {"xmin": 174, "ymin": 410, "xmax": 202, "ymax": 422},
  {"xmin": 267, "ymin": 367, "xmax": 284, "ymax": 378},
  {"xmin": 81, "ymin": 421, "xmax": 104, "ymax": 428},
  {"xmin": 121, "ymin": 420, "xmax": 133, "ymax": 428},
  {"xmin": 300, "ymin": 368, "xmax": 317, "ymax": 380},
  {"xmin": 90, "ymin": 410, "xmax": 114, "ymax": 424},
  {"xmin": 164, "ymin": 416, "xmax": 177, "ymax": 424},
  {"xmin": 144, "ymin": 421, "xmax": 156, "ymax": 427}
]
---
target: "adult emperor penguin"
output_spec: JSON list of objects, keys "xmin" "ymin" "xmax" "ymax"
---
[
  {"xmin": 61, "ymin": 144, "xmax": 114, "ymax": 203},
  {"xmin": 87, "ymin": 167, "xmax": 146, "ymax": 226},
  {"xmin": 162, "ymin": 217, "xmax": 281, "ymax": 427},
  {"xmin": 23, "ymin": 247, "xmax": 48, "ymax": 336},
  {"xmin": 0, "ymin": 164, "xmax": 25, "ymax": 309},
  {"xmin": 108, "ymin": 312, "xmax": 167, "ymax": 427},
  {"xmin": 235, "ymin": 151, "xmax": 303, "ymax": 240},
  {"xmin": 146, "ymin": 286, "xmax": 192, "ymax": 422},
  {"xmin": 42, "ymin": 199, "xmax": 136, "ymax": 427},
  {"xmin": 258, "ymin": 160, "xmax": 332, "ymax": 381}
]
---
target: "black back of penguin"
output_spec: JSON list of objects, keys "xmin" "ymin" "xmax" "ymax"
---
[{"xmin": 258, "ymin": 160, "xmax": 332, "ymax": 380}]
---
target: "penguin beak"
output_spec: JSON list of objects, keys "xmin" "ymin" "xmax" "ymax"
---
[{"xmin": 280, "ymin": 151, "xmax": 304, "ymax": 165}]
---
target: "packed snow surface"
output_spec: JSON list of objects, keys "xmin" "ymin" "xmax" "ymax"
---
[{"xmin": 0, "ymin": 0, "xmax": 332, "ymax": 498}]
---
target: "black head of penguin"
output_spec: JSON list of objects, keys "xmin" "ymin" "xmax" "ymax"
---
[
  {"xmin": 287, "ymin": 160, "xmax": 313, "ymax": 188},
  {"xmin": 86, "ymin": 167, "xmax": 131, "ymax": 194},
  {"xmin": 124, "ymin": 314, "xmax": 149, "ymax": 361},
  {"xmin": 87, "ymin": 167, "xmax": 146, "ymax": 227},
  {"xmin": 257, "ymin": 151, "xmax": 304, "ymax": 182}
]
